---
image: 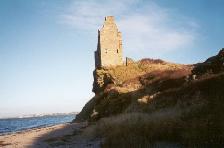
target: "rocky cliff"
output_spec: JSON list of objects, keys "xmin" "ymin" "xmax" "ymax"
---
[
  {"xmin": 75, "ymin": 59, "xmax": 192, "ymax": 121},
  {"xmin": 75, "ymin": 49, "xmax": 224, "ymax": 146},
  {"xmin": 76, "ymin": 49, "xmax": 224, "ymax": 123},
  {"xmin": 192, "ymin": 48, "xmax": 224, "ymax": 76}
]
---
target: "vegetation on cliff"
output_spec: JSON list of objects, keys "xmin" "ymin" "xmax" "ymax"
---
[
  {"xmin": 76, "ymin": 49, "xmax": 224, "ymax": 147},
  {"xmin": 76, "ymin": 59, "xmax": 192, "ymax": 122}
]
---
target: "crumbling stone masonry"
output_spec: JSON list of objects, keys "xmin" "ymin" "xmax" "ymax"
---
[{"xmin": 95, "ymin": 16, "xmax": 123, "ymax": 68}]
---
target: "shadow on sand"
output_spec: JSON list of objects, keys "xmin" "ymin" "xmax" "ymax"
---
[{"xmin": 30, "ymin": 122, "xmax": 101, "ymax": 148}]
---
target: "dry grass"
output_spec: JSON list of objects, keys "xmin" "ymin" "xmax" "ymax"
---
[
  {"xmin": 84, "ymin": 105, "xmax": 224, "ymax": 147},
  {"xmin": 77, "ymin": 63, "xmax": 192, "ymax": 122},
  {"xmin": 83, "ymin": 112, "xmax": 183, "ymax": 147},
  {"xmin": 106, "ymin": 59, "xmax": 192, "ymax": 84},
  {"xmin": 76, "ymin": 55, "xmax": 224, "ymax": 147},
  {"xmin": 107, "ymin": 63, "xmax": 144, "ymax": 83},
  {"xmin": 81, "ymin": 74, "xmax": 224, "ymax": 147}
]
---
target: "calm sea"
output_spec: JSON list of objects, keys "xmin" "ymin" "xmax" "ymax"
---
[{"xmin": 0, "ymin": 114, "xmax": 75, "ymax": 135}]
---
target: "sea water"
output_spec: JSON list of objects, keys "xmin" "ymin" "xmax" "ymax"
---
[{"xmin": 0, "ymin": 114, "xmax": 75, "ymax": 135}]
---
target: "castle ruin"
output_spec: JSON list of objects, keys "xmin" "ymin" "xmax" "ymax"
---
[{"xmin": 95, "ymin": 16, "xmax": 123, "ymax": 68}]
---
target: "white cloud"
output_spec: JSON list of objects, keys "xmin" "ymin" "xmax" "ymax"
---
[
  {"xmin": 60, "ymin": 0, "xmax": 199, "ymax": 58},
  {"xmin": 60, "ymin": 0, "xmax": 133, "ymax": 30}
]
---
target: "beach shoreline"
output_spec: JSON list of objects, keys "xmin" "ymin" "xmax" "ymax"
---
[
  {"xmin": 0, "ymin": 122, "xmax": 71, "ymax": 136},
  {"xmin": 0, "ymin": 122, "xmax": 101, "ymax": 147}
]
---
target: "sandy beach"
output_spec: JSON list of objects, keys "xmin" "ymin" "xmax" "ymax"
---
[{"xmin": 0, "ymin": 122, "xmax": 101, "ymax": 148}]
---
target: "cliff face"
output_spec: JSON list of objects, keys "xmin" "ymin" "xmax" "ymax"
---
[
  {"xmin": 75, "ymin": 59, "xmax": 192, "ymax": 121},
  {"xmin": 76, "ymin": 49, "xmax": 224, "ymax": 122},
  {"xmin": 192, "ymin": 48, "xmax": 224, "ymax": 76},
  {"xmin": 75, "ymin": 49, "xmax": 224, "ymax": 146}
]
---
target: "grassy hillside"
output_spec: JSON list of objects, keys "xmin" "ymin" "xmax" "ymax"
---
[
  {"xmin": 76, "ymin": 59, "xmax": 192, "ymax": 121},
  {"xmin": 75, "ymin": 49, "xmax": 224, "ymax": 147},
  {"xmin": 82, "ymin": 73, "xmax": 224, "ymax": 147}
]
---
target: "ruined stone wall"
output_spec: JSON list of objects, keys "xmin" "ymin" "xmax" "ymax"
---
[{"xmin": 95, "ymin": 16, "xmax": 123, "ymax": 68}]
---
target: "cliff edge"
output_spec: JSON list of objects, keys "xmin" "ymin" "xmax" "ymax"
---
[
  {"xmin": 75, "ymin": 49, "xmax": 224, "ymax": 146},
  {"xmin": 75, "ymin": 59, "xmax": 192, "ymax": 121}
]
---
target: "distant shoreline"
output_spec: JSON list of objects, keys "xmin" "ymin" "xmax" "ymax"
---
[
  {"xmin": 0, "ymin": 112, "xmax": 78, "ymax": 120},
  {"xmin": 0, "ymin": 122, "xmax": 69, "ymax": 136},
  {"xmin": 0, "ymin": 114, "xmax": 76, "ymax": 136}
]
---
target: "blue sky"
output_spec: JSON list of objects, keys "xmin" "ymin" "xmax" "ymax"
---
[{"xmin": 0, "ymin": 0, "xmax": 223, "ymax": 117}]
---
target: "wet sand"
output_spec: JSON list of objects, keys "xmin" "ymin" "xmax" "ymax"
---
[{"xmin": 0, "ymin": 122, "xmax": 101, "ymax": 148}]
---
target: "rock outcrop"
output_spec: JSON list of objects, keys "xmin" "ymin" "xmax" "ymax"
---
[
  {"xmin": 75, "ymin": 49, "xmax": 224, "ymax": 146},
  {"xmin": 76, "ymin": 49, "xmax": 224, "ymax": 122},
  {"xmin": 75, "ymin": 59, "xmax": 192, "ymax": 121},
  {"xmin": 192, "ymin": 48, "xmax": 224, "ymax": 76}
]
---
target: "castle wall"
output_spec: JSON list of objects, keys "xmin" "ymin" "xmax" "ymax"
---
[{"xmin": 95, "ymin": 16, "xmax": 123, "ymax": 68}]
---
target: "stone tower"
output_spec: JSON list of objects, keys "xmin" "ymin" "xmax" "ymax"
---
[{"xmin": 95, "ymin": 16, "xmax": 123, "ymax": 68}]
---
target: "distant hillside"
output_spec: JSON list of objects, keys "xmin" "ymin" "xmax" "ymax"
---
[
  {"xmin": 192, "ymin": 48, "xmax": 224, "ymax": 76},
  {"xmin": 75, "ymin": 49, "xmax": 224, "ymax": 147}
]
